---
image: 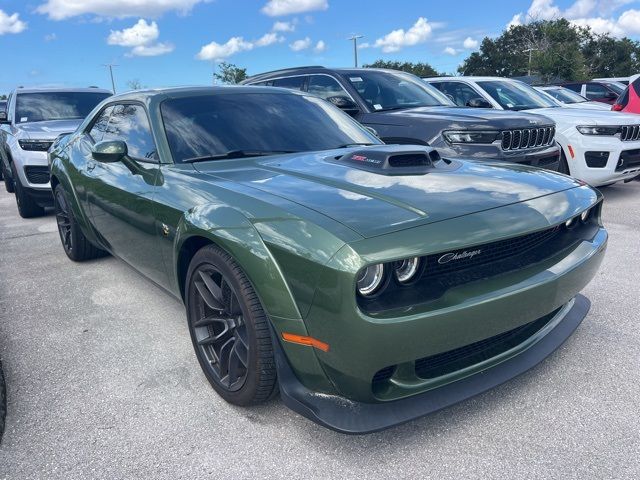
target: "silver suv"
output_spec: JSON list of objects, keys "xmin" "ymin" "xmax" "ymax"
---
[{"xmin": 0, "ymin": 87, "xmax": 111, "ymax": 217}]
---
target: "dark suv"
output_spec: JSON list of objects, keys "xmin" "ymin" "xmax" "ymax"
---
[
  {"xmin": 561, "ymin": 81, "xmax": 624, "ymax": 104},
  {"xmin": 242, "ymin": 67, "xmax": 561, "ymax": 170}
]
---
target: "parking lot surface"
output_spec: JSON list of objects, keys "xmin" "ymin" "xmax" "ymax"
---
[{"xmin": 0, "ymin": 183, "xmax": 639, "ymax": 479}]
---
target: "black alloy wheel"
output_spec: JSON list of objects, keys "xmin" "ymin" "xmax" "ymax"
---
[
  {"xmin": 186, "ymin": 245, "xmax": 277, "ymax": 405},
  {"xmin": 54, "ymin": 187, "xmax": 73, "ymax": 255}
]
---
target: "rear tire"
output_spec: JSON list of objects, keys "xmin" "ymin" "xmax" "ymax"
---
[
  {"xmin": 186, "ymin": 245, "xmax": 278, "ymax": 406},
  {"xmin": 12, "ymin": 163, "xmax": 45, "ymax": 218},
  {"xmin": 53, "ymin": 184, "xmax": 104, "ymax": 261}
]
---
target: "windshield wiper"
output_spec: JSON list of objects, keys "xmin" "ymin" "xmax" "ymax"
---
[{"xmin": 182, "ymin": 150, "xmax": 296, "ymax": 163}]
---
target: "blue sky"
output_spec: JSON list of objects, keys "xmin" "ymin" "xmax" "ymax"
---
[{"xmin": 1, "ymin": 0, "xmax": 639, "ymax": 94}]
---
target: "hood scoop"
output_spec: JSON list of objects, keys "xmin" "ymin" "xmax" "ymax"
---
[{"xmin": 328, "ymin": 145, "xmax": 453, "ymax": 176}]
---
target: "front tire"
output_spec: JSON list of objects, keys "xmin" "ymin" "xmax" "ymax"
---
[
  {"xmin": 11, "ymin": 163, "xmax": 44, "ymax": 218},
  {"xmin": 1, "ymin": 161, "xmax": 13, "ymax": 193},
  {"xmin": 53, "ymin": 184, "xmax": 104, "ymax": 261},
  {"xmin": 186, "ymin": 245, "xmax": 278, "ymax": 406}
]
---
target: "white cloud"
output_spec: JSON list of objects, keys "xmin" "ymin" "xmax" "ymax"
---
[
  {"xmin": 197, "ymin": 31, "xmax": 284, "ymax": 61},
  {"xmin": 314, "ymin": 40, "xmax": 326, "ymax": 52},
  {"xmin": 272, "ymin": 20, "xmax": 295, "ymax": 32},
  {"xmin": 0, "ymin": 9, "xmax": 27, "ymax": 35},
  {"xmin": 44, "ymin": 33, "xmax": 57, "ymax": 41},
  {"xmin": 36, "ymin": 0, "xmax": 206, "ymax": 20},
  {"xmin": 443, "ymin": 46, "xmax": 458, "ymax": 55},
  {"xmin": 255, "ymin": 32, "xmax": 284, "ymax": 46},
  {"xmin": 463, "ymin": 36, "xmax": 478, "ymax": 49},
  {"xmin": 261, "ymin": 0, "xmax": 328, "ymax": 17},
  {"xmin": 108, "ymin": 19, "xmax": 173, "ymax": 56},
  {"xmin": 511, "ymin": 0, "xmax": 640, "ymax": 37},
  {"xmin": 197, "ymin": 36, "xmax": 253, "ymax": 61},
  {"xmin": 372, "ymin": 17, "xmax": 434, "ymax": 53},
  {"xmin": 289, "ymin": 36, "xmax": 311, "ymax": 51}
]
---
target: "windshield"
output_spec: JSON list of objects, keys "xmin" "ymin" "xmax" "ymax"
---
[
  {"xmin": 15, "ymin": 91, "xmax": 111, "ymax": 123},
  {"xmin": 161, "ymin": 92, "xmax": 381, "ymax": 163},
  {"xmin": 477, "ymin": 80, "xmax": 557, "ymax": 110},
  {"xmin": 603, "ymin": 82, "xmax": 625, "ymax": 95},
  {"xmin": 540, "ymin": 87, "xmax": 587, "ymax": 104},
  {"xmin": 343, "ymin": 70, "xmax": 453, "ymax": 111}
]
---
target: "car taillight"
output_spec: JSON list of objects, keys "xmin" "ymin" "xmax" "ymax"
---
[{"xmin": 612, "ymin": 103, "xmax": 624, "ymax": 111}]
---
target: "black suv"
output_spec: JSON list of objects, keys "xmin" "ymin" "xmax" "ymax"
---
[{"xmin": 242, "ymin": 67, "xmax": 561, "ymax": 170}]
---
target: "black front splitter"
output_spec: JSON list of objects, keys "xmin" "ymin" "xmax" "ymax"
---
[{"xmin": 274, "ymin": 294, "xmax": 590, "ymax": 434}]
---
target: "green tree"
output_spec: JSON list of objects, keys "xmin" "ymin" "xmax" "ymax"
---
[
  {"xmin": 364, "ymin": 60, "xmax": 440, "ymax": 77},
  {"xmin": 213, "ymin": 62, "xmax": 247, "ymax": 84},
  {"xmin": 582, "ymin": 35, "xmax": 640, "ymax": 77}
]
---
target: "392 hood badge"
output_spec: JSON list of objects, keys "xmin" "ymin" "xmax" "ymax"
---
[{"xmin": 438, "ymin": 249, "xmax": 482, "ymax": 264}]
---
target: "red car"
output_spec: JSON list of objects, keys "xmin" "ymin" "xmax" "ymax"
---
[{"xmin": 612, "ymin": 78, "xmax": 640, "ymax": 114}]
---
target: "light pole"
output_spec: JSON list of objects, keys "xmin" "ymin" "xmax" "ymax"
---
[
  {"xmin": 523, "ymin": 48, "xmax": 538, "ymax": 77},
  {"xmin": 103, "ymin": 63, "xmax": 118, "ymax": 94},
  {"xmin": 347, "ymin": 35, "xmax": 364, "ymax": 68}
]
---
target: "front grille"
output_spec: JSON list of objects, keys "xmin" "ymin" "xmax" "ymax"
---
[
  {"xmin": 617, "ymin": 149, "xmax": 640, "ymax": 171},
  {"xmin": 24, "ymin": 166, "xmax": 50, "ymax": 184},
  {"xmin": 620, "ymin": 125, "xmax": 640, "ymax": 141},
  {"xmin": 415, "ymin": 307, "xmax": 561, "ymax": 379},
  {"xmin": 501, "ymin": 126, "xmax": 555, "ymax": 151}
]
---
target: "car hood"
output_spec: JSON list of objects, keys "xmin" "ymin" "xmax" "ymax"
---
[
  {"xmin": 527, "ymin": 107, "xmax": 640, "ymax": 125},
  {"xmin": 17, "ymin": 119, "xmax": 82, "ymax": 140},
  {"xmin": 364, "ymin": 106, "xmax": 553, "ymax": 129},
  {"xmin": 194, "ymin": 146, "xmax": 582, "ymax": 238},
  {"xmin": 562, "ymin": 101, "xmax": 612, "ymax": 111}
]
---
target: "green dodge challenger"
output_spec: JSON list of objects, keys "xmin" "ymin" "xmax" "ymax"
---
[{"xmin": 48, "ymin": 86, "xmax": 607, "ymax": 433}]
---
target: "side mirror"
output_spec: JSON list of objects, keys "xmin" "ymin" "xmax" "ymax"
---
[
  {"xmin": 466, "ymin": 97, "xmax": 492, "ymax": 108},
  {"xmin": 0, "ymin": 111, "xmax": 8, "ymax": 124},
  {"xmin": 326, "ymin": 95, "xmax": 360, "ymax": 115},
  {"xmin": 92, "ymin": 140, "xmax": 127, "ymax": 163}
]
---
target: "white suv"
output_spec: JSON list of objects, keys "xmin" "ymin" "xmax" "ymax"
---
[
  {"xmin": 0, "ymin": 87, "xmax": 111, "ymax": 217},
  {"xmin": 425, "ymin": 76, "xmax": 640, "ymax": 187}
]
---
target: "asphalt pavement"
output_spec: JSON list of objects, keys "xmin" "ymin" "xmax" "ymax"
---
[{"xmin": 0, "ymin": 182, "xmax": 639, "ymax": 479}]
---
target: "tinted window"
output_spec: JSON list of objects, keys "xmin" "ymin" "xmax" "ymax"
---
[
  {"xmin": 15, "ymin": 91, "xmax": 111, "ymax": 123},
  {"xmin": 272, "ymin": 77, "xmax": 306, "ymax": 90},
  {"xmin": 585, "ymin": 83, "xmax": 607, "ymax": 99},
  {"xmin": 345, "ymin": 71, "xmax": 452, "ymax": 111},
  {"xmin": 634, "ymin": 79, "xmax": 640, "ymax": 97},
  {"xmin": 430, "ymin": 81, "xmax": 483, "ymax": 107},
  {"xmin": 307, "ymin": 75, "xmax": 349, "ymax": 100},
  {"xmin": 0, "ymin": 100, "xmax": 6, "ymax": 112},
  {"xmin": 88, "ymin": 106, "xmax": 114, "ymax": 143},
  {"xmin": 103, "ymin": 104, "xmax": 157, "ymax": 161},
  {"xmin": 616, "ymin": 87, "xmax": 629, "ymax": 108},
  {"xmin": 161, "ymin": 93, "xmax": 379, "ymax": 163},
  {"xmin": 563, "ymin": 84, "xmax": 582, "ymax": 93},
  {"xmin": 477, "ymin": 80, "xmax": 556, "ymax": 110},
  {"xmin": 602, "ymin": 82, "xmax": 624, "ymax": 95}
]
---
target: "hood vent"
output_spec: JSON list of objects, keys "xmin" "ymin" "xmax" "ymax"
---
[{"xmin": 329, "ymin": 145, "xmax": 452, "ymax": 176}]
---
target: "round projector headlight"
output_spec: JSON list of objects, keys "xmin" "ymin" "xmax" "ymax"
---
[
  {"xmin": 356, "ymin": 264, "xmax": 385, "ymax": 296},
  {"xmin": 394, "ymin": 257, "xmax": 421, "ymax": 284},
  {"xmin": 580, "ymin": 209, "xmax": 590, "ymax": 222}
]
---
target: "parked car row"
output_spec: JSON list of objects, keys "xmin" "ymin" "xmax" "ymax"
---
[{"xmin": 0, "ymin": 67, "xmax": 619, "ymax": 432}]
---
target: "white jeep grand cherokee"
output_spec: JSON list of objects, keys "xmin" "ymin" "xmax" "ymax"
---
[
  {"xmin": 426, "ymin": 76, "xmax": 640, "ymax": 187},
  {"xmin": 0, "ymin": 87, "xmax": 111, "ymax": 217}
]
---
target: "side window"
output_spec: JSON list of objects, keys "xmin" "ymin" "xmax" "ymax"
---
[
  {"xmin": 272, "ymin": 76, "xmax": 306, "ymax": 90},
  {"xmin": 432, "ymin": 81, "xmax": 481, "ymax": 107},
  {"xmin": 88, "ymin": 106, "xmax": 114, "ymax": 143},
  {"xmin": 585, "ymin": 83, "xmax": 607, "ymax": 99},
  {"xmin": 103, "ymin": 104, "xmax": 158, "ymax": 161},
  {"xmin": 307, "ymin": 75, "xmax": 349, "ymax": 100},
  {"xmin": 563, "ymin": 84, "xmax": 582, "ymax": 93}
]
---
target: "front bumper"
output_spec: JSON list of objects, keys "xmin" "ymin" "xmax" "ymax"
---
[
  {"xmin": 12, "ymin": 148, "xmax": 51, "ymax": 191},
  {"xmin": 561, "ymin": 132, "xmax": 640, "ymax": 186},
  {"xmin": 276, "ymin": 295, "xmax": 590, "ymax": 434}
]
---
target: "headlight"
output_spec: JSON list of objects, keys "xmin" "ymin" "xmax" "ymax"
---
[
  {"xmin": 356, "ymin": 264, "xmax": 385, "ymax": 297},
  {"xmin": 443, "ymin": 131, "xmax": 499, "ymax": 144},
  {"xmin": 394, "ymin": 257, "xmax": 421, "ymax": 284},
  {"xmin": 18, "ymin": 139, "xmax": 54, "ymax": 151},
  {"xmin": 576, "ymin": 126, "xmax": 620, "ymax": 136}
]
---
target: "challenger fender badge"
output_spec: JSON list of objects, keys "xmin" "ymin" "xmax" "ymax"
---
[{"xmin": 438, "ymin": 249, "xmax": 482, "ymax": 264}]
